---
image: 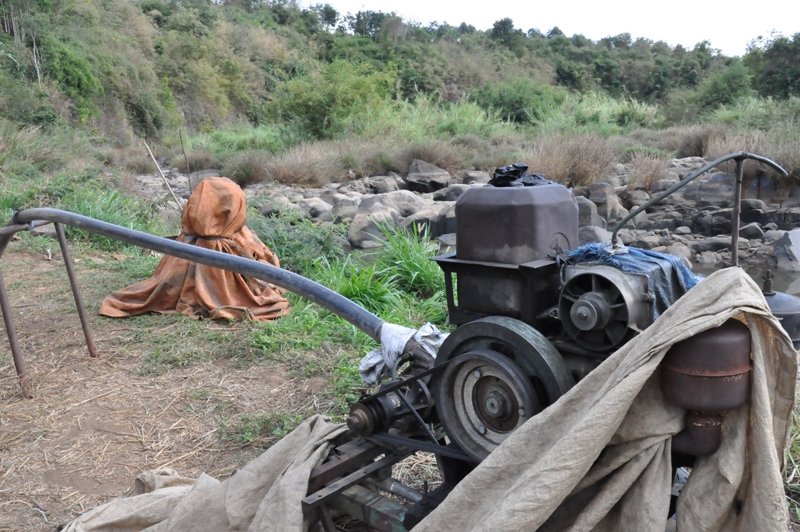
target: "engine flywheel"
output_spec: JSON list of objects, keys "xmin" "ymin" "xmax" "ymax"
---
[{"xmin": 433, "ymin": 316, "xmax": 574, "ymax": 461}]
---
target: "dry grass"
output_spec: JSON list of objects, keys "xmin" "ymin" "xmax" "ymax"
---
[
  {"xmin": 263, "ymin": 143, "xmax": 342, "ymax": 186},
  {"xmin": 705, "ymin": 129, "xmax": 800, "ymax": 181},
  {"xmin": 171, "ymin": 150, "xmax": 219, "ymax": 174},
  {"xmin": 0, "ymin": 247, "xmax": 334, "ymax": 530},
  {"xmin": 222, "ymin": 152, "xmax": 270, "ymax": 188},
  {"xmin": 626, "ymin": 152, "xmax": 670, "ymax": 191},
  {"xmin": 521, "ymin": 133, "xmax": 615, "ymax": 186}
]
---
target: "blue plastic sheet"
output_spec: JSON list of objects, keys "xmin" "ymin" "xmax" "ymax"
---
[{"xmin": 568, "ymin": 243, "xmax": 701, "ymax": 320}]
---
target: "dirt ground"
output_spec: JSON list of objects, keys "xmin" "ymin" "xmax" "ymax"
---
[{"xmin": 0, "ymin": 244, "xmax": 364, "ymax": 531}]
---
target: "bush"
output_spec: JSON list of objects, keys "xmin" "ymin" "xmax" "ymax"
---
[
  {"xmin": 626, "ymin": 152, "xmax": 670, "ymax": 191},
  {"xmin": 171, "ymin": 149, "xmax": 219, "ymax": 173},
  {"xmin": 469, "ymin": 79, "xmax": 566, "ymax": 124},
  {"xmin": 521, "ymin": 133, "xmax": 615, "ymax": 186},
  {"xmin": 222, "ymin": 152, "xmax": 269, "ymax": 187}
]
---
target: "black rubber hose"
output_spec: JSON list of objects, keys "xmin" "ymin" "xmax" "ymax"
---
[{"xmin": 11, "ymin": 208, "xmax": 385, "ymax": 341}]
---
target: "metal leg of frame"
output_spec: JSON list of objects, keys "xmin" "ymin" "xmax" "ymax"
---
[
  {"xmin": 0, "ymin": 267, "xmax": 32, "ymax": 398},
  {"xmin": 54, "ymin": 223, "xmax": 97, "ymax": 357}
]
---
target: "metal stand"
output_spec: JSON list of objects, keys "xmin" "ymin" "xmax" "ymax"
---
[
  {"xmin": 0, "ymin": 221, "xmax": 99, "ymax": 397},
  {"xmin": 55, "ymin": 222, "xmax": 97, "ymax": 357},
  {"xmin": 0, "ymin": 267, "xmax": 32, "ymax": 398},
  {"xmin": 731, "ymin": 159, "xmax": 744, "ymax": 267}
]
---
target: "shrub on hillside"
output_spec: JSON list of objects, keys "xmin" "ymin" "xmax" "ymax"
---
[{"xmin": 469, "ymin": 79, "xmax": 566, "ymax": 124}]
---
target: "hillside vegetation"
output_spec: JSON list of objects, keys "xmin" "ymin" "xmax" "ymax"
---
[{"xmin": 0, "ymin": 0, "xmax": 799, "ymax": 198}]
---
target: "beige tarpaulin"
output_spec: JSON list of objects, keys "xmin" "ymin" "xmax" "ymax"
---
[
  {"xmin": 415, "ymin": 267, "xmax": 796, "ymax": 532},
  {"xmin": 63, "ymin": 415, "xmax": 346, "ymax": 532},
  {"xmin": 63, "ymin": 268, "xmax": 796, "ymax": 532}
]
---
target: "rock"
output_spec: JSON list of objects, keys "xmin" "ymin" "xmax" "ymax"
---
[
  {"xmin": 297, "ymin": 197, "xmax": 333, "ymax": 221},
  {"xmin": 433, "ymin": 184, "xmax": 476, "ymax": 202},
  {"xmin": 577, "ymin": 196, "xmax": 598, "ymax": 227},
  {"xmin": 31, "ymin": 224, "xmax": 57, "ymax": 239},
  {"xmin": 460, "ymin": 170, "xmax": 491, "ymax": 184},
  {"xmin": 258, "ymin": 194, "xmax": 304, "ymax": 218},
  {"xmin": 359, "ymin": 190, "xmax": 430, "ymax": 218},
  {"xmin": 616, "ymin": 228, "xmax": 637, "ymax": 245},
  {"xmin": 681, "ymin": 171, "xmax": 734, "ymax": 205},
  {"xmin": 675, "ymin": 226, "xmax": 692, "ymax": 235},
  {"xmin": 348, "ymin": 208, "xmax": 399, "ymax": 248},
  {"xmin": 692, "ymin": 236, "xmax": 748, "ymax": 253},
  {"xmin": 405, "ymin": 160, "xmax": 452, "ymax": 192},
  {"xmin": 400, "ymin": 204, "xmax": 449, "ymax": 238},
  {"xmin": 762, "ymin": 229, "xmax": 785, "ymax": 243},
  {"xmin": 367, "ymin": 176, "xmax": 402, "ymax": 194},
  {"xmin": 665, "ymin": 243, "xmax": 693, "ymax": 268},
  {"xmin": 588, "ymin": 182, "xmax": 629, "ymax": 225},
  {"xmin": 764, "ymin": 222, "xmax": 779, "ymax": 231},
  {"xmin": 774, "ymin": 229, "xmax": 800, "ymax": 272},
  {"xmin": 695, "ymin": 251, "xmax": 722, "ymax": 265},
  {"xmin": 624, "ymin": 190, "xmax": 650, "ymax": 209},
  {"xmin": 740, "ymin": 198, "xmax": 766, "ymax": 211},
  {"xmin": 438, "ymin": 233, "xmax": 457, "ymax": 254},
  {"xmin": 738, "ymin": 222, "xmax": 764, "ymax": 240},
  {"xmin": 579, "ymin": 226, "xmax": 612, "ymax": 245},
  {"xmin": 632, "ymin": 235, "xmax": 662, "ymax": 249}
]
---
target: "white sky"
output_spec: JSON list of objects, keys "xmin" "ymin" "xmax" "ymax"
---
[{"xmin": 317, "ymin": 0, "xmax": 800, "ymax": 57}]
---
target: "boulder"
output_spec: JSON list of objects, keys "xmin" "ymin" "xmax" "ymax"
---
[
  {"xmin": 665, "ymin": 243, "xmax": 693, "ymax": 268},
  {"xmin": 692, "ymin": 236, "xmax": 748, "ymax": 253},
  {"xmin": 433, "ymin": 184, "xmax": 476, "ymax": 202},
  {"xmin": 577, "ymin": 196, "xmax": 599, "ymax": 227},
  {"xmin": 348, "ymin": 207, "xmax": 399, "ymax": 248},
  {"xmin": 774, "ymin": 229, "xmax": 800, "ymax": 272},
  {"xmin": 675, "ymin": 226, "xmax": 692, "ymax": 235},
  {"xmin": 588, "ymin": 182, "xmax": 629, "ymax": 225},
  {"xmin": 405, "ymin": 160, "xmax": 453, "ymax": 192},
  {"xmin": 31, "ymin": 224, "xmax": 57, "ymax": 239},
  {"xmin": 258, "ymin": 194, "xmax": 304, "ymax": 218},
  {"xmin": 681, "ymin": 171, "xmax": 734, "ymax": 205},
  {"xmin": 738, "ymin": 222, "xmax": 764, "ymax": 240},
  {"xmin": 400, "ymin": 204, "xmax": 449, "ymax": 238},
  {"xmin": 297, "ymin": 197, "xmax": 333, "ymax": 221},
  {"xmin": 438, "ymin": 233, "xmax": 457, "ymax": 254},
  {"xmin": 616, "ymin": 228, "xmax": 637, "ymax": 245},
  {"xmin": 624, "ymin": 190, "xmax": 650, "ymax": 209},
  {"xmin": 459, "ymin": 170, "xmax": 491, "ymax": 184},
  {"xmin": 695, "ymin": 251, "xmax": 722, "ymax": 265},
  {"xmin": 740, "ymin": 198, "xmax": 766, "ymax": 211},
  {"xmin": 578, "ymin": 226, "xmax": 612, "ymax": 245},
  {"xmin": 631, "ymin": 234, "xmax": 662, "ymax": 249},
  {"xmin": 762, "ymin": 229, "xmax": 785, "ymax": 243}
]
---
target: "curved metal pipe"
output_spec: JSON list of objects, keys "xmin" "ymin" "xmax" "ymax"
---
[
  {"xmin": 611, "ymin": 152, "xmax": 788, "ymax": 247},
  {"xmin": 10, "ymin": 208, "xmax": 385, "ymax": 341}
]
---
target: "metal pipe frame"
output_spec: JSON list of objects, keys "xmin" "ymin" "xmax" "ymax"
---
[{"xmin": 0, "ymin": 209, "xmax": 386, "ymax": 397}]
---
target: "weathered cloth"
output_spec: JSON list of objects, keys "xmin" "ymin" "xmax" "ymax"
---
[
  {"xmin": 415, "ymin": 267, "xmax": 796, "ymax": 532},
  {"xmin": 62, "ymin": 415, "xmax": 346, "ymax": 532},
  {"xmin": 99, "ymin": 177, "xmax": 290, "ymax": 321}
]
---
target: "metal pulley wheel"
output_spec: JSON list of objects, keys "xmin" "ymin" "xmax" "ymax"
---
[{"xmin": 433, "ymin": 316, "xmax": 574, "ymax": 461}]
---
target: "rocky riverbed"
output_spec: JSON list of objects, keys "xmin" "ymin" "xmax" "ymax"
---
[{"xmin": 136, "ymin": 157, "xmax": 800, "ymax": 276}]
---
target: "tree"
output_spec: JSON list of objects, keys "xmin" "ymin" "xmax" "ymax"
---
[{"xmin": 746, "ymin": 33, "xmax": 800, "ymax": 99}]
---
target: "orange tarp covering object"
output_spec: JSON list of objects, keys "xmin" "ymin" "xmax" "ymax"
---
[{"xmin": 99, "ymin": 177, "xmax": 290, "ymax": 322}]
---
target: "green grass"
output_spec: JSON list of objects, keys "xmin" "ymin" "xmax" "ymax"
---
[{"xmin": 219, "ymin": 411, "xmax": 306, "ymax": 445}]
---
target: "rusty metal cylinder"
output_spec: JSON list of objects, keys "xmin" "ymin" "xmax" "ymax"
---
[
  {"xmin": 661, "ymin": 319, "xmax": 752, "ymax": 412},
  {"xmin": 661, "ymin": 319, "xmax": 751, "ymax": 457}
]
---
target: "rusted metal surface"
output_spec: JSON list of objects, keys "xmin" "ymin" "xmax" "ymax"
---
[
  {"xmin": 303, "ymin": 452, "xmax": 410, "ymax": 511},
  {"xmin": 731, "ymin": 159, "xmax": 744, "ymax": 266},
  {"xmin": 0, "ymin": 267, "xmax": 31, "ymax": 398},
  {"xmin": 327, "ymin": 484, "xmax": 408, "ymax": 532},
  {"xmin": 307, "ymin": 438, "xmax": 384, "ymax": 494},
  {"xmin": 671, "ymin": 412, "xmax": 723, "ymax": 457},
  {"xmin": 661, "ymin": 319, "xmax": 752, "ymax": 412},
  {"xmin": 55, "ymin": 223, "xmax": 97, "ymax": 358}
]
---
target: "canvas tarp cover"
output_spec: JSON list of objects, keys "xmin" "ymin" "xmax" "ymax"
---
[
  {"xmin": 67, "ymin": 268, "xmax": 796, "ymax": 532},
  {"xmin": 99, "ymin": 177, "xmax": 290, "ymax": 321}
]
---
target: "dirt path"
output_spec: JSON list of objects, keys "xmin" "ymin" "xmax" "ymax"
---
[{"xmin": 0, "ymin": 245, "xmax": 332, "ymax": 530}]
